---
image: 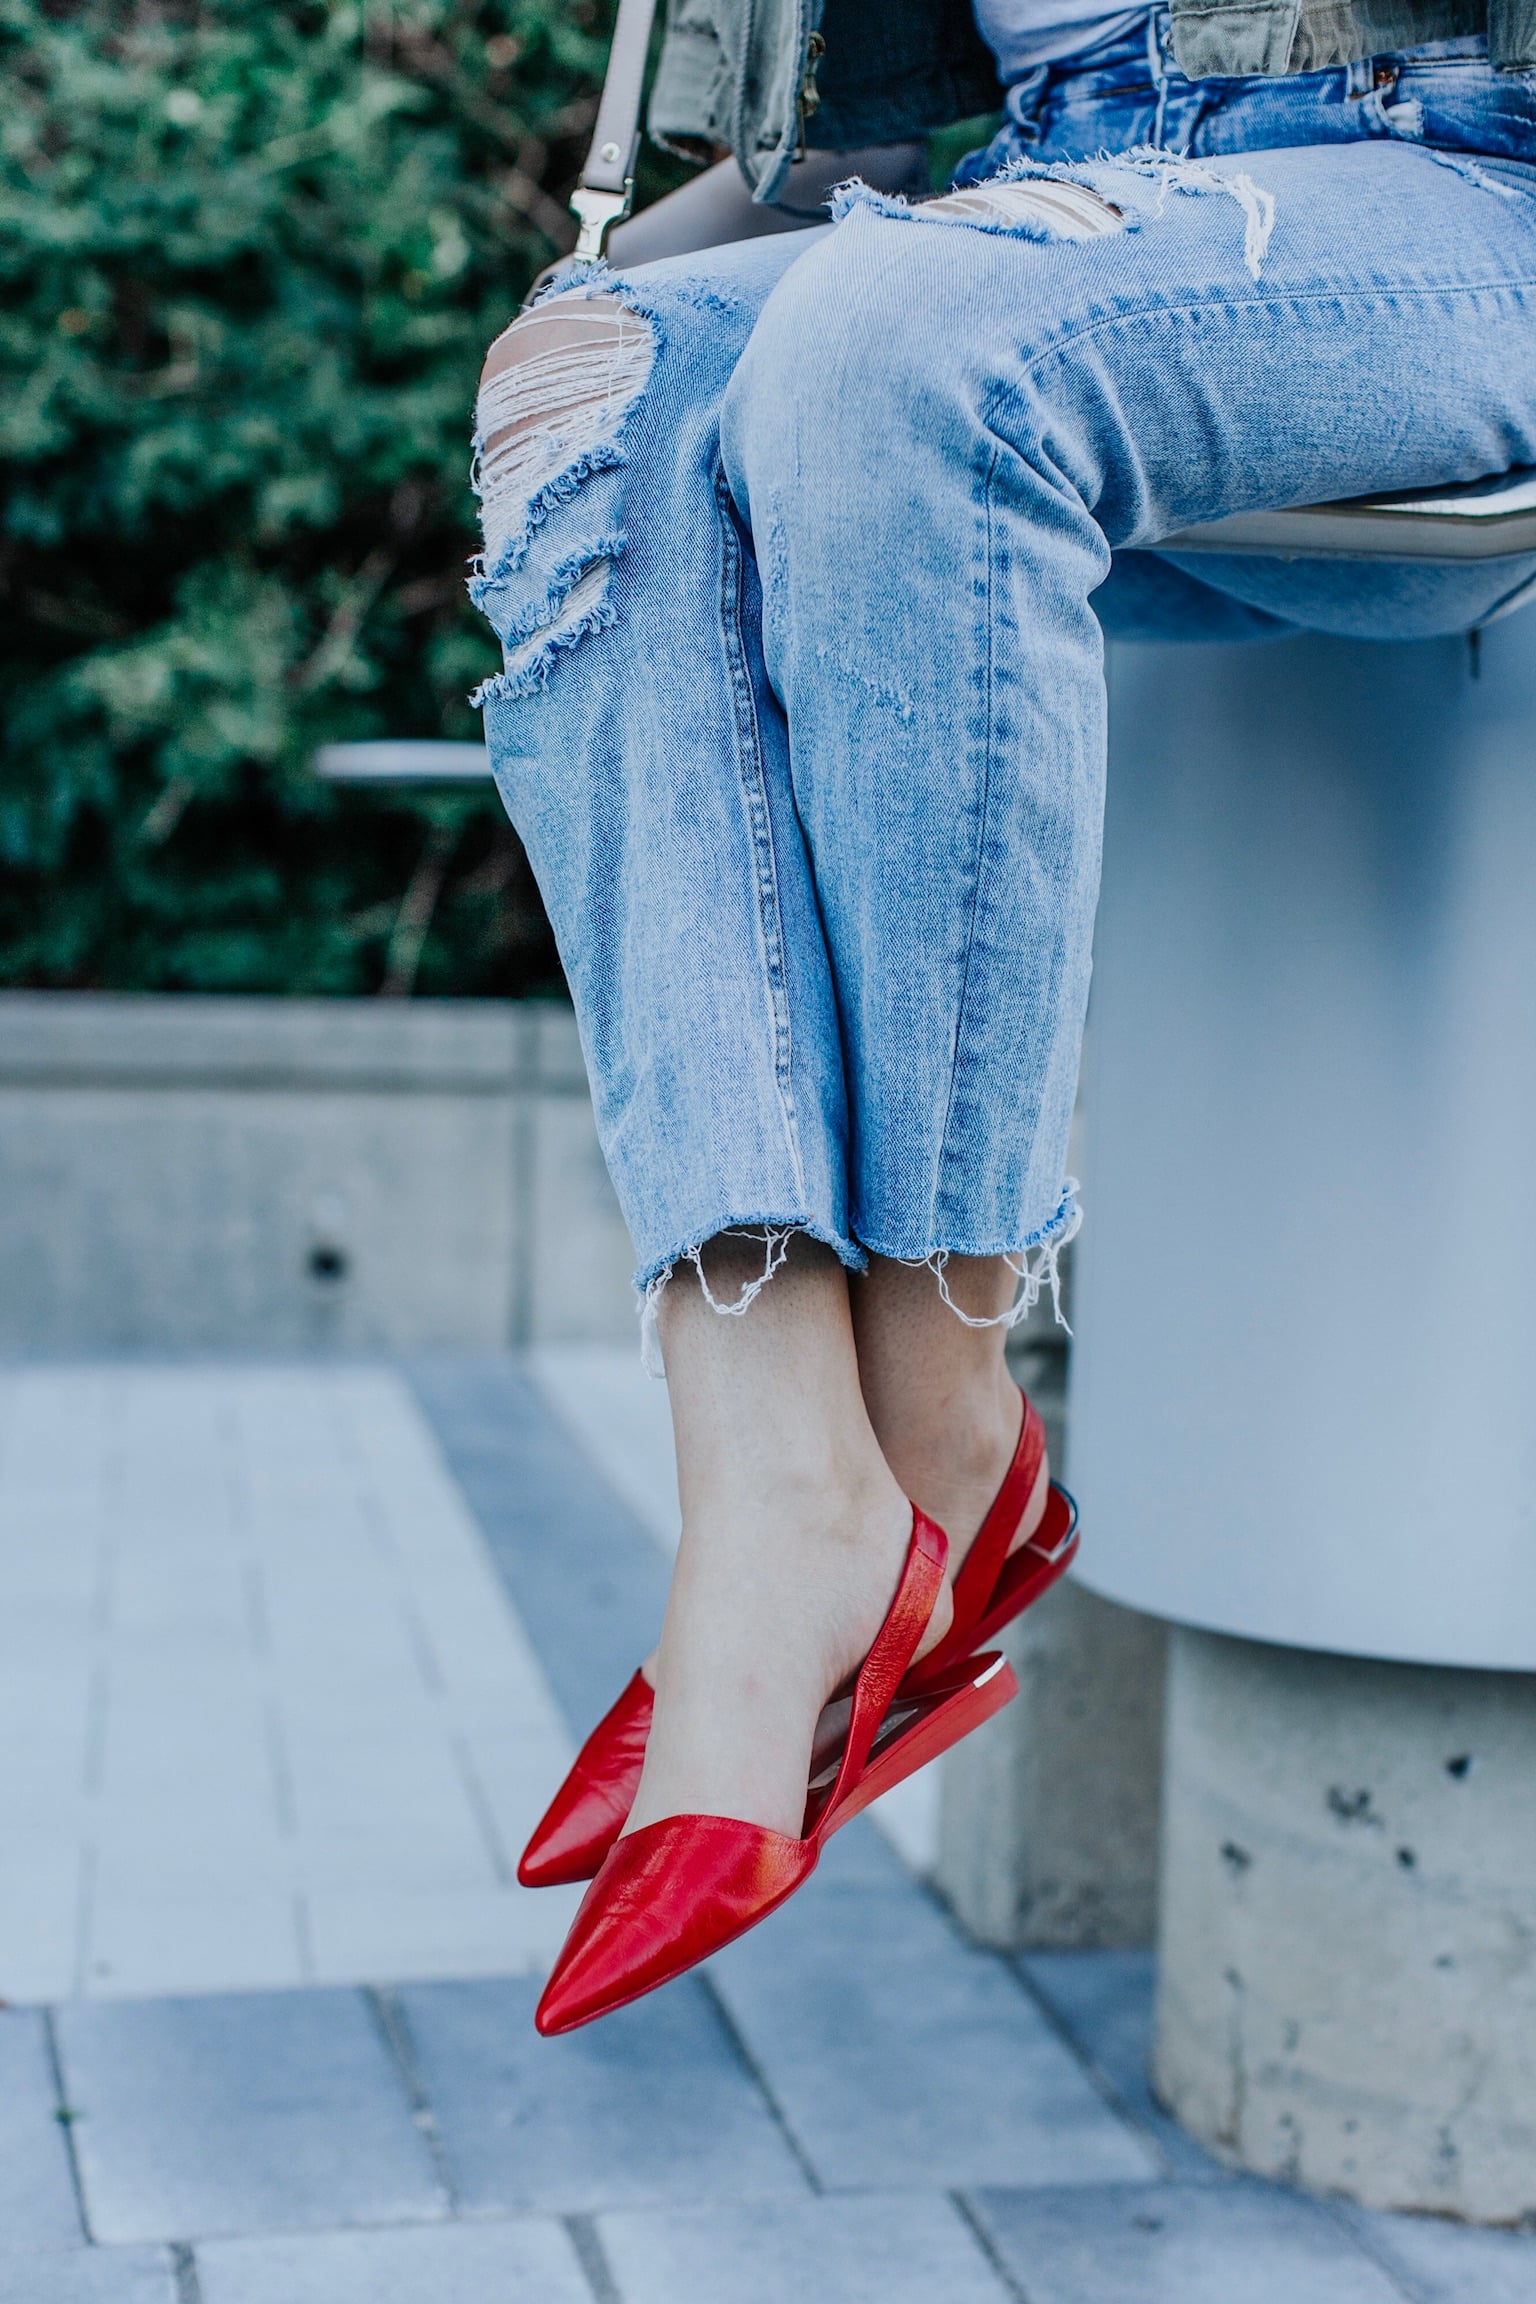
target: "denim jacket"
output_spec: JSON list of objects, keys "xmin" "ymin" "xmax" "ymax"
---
[{"xmin": 648, "ymin": 0, "xmax": 1536, "ymax": 198}]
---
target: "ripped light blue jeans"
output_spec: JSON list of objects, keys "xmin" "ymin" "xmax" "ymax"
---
[{"xmin": 471, "ymin": 21, "xmax": 1536, "ymax": 1327}]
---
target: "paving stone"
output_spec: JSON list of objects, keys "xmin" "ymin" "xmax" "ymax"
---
[
  {"xmin": 1019, "ymin": 1949, "xmax": 1222, "ymax": 2177},
  {"xmin": 1354, "ymin": 2208, "xmax": 1536, "ymax": 2303},
  {"xmin": 304, "ymin": 1883, "xmax": 580, "ymax": 1985},
  {"xmin": 195, "ymin": 2219, "xmax": 593, "ymax": 2304},
  {"xmin": 398, "ymin": 1974, "xmax": 806, "ymax": 2214},
  {"xmin": 0, "ymin": 2009, "xmax": 84, "ymax": 2249},
  {"xmin": 408, "ymin": 1363, "xmax": 671, "ymax": 1737},
  {"xmin": 56, "ymin": 1990, "xmax": 444, "ymax": 2243},
  {"xmin": 450, "ymin": 1721, "xmax": 587, "ymax": 1869},
  {"xmin": 707, "ymin": 1873, "xmax": 1158, "ymax": 2191},
  {"xmin": 527, "ymin": 1343, "xmax": 680, "ymax": 1557},
  {"xmin": 599, "ymin": 2192, "xmax": 1012, "ymax": 2304},
  {"xmin": 0, "ymin": 2251, "xmax": 177, "ymax": 2304},
  {"xmin": 815, "ymin": 1810, "xmax": 936, "ymax": 1890},
  {"xmin": 969, "ymin": 2181, "xmax": 1411, "ymax": 2303},
  {"xmin": 0, "ymin": 1849, "xmax": 83, "ymax": 2004},
  {"xmin": 0, "ymin": 1368, "xmax": 576, "ymax": 2003},
  {"xmin": 83, "ymin": 1894, "xmax": 304, "ymax": 2000},
  {"xmin": 89, "ymin": 1804, "xmax": 294, "ymax": 1905}
]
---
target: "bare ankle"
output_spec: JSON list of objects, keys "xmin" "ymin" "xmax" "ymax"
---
[{"xmin": 913, "ymin": 1365, "xmax": 1020, "ymax": 1471}]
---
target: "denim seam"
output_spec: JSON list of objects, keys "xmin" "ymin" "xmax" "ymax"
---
[
  {"xmin": 932, "ymin": 436, "xmax": 1002, "ymax": 1242},
  {"xmin": 966, "ymin": 278, "xmax": 1536, "ymax": 555},
  {"xmin": 998, "ymin": 278, "xmax": 1536, "ymax": 424},
  {"xmin": 714, "ymin": 464, "xmax": 808, "ymax": 1203}
]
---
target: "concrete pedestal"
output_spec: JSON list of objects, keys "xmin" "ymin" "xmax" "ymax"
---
[
  {"xmin": 937, "ymin": 1575, "xmax": 1166, "ymax": 1949},
  {"xmin": 936, "ymin": 1329, "xmax": 1168, "ymax": 1949},
  {"xmin": 1070, "ymin": 621, "xmax": 1536, "ymax": 2215},
  {"xmin": 1156, "ymin": 1627, "xmax": 1536, "ymax": 2221}
]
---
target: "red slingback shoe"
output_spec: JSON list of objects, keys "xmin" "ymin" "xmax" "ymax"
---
[
  {"xmin": 518, "ymin": 1388, "xmax": 1076, "ymax": 1889},
  {"xmin": 534, "ymin": 1508, "xmax": 1017, "ymax": 2035}
]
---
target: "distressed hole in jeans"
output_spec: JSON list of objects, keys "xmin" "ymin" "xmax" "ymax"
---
[
  {"xmin": 492, "ymin": 556, "xmax": 615, "ymax": 696},
  {"xmin": 925, "ymin": 177, "xmax": 1125, "ymax": 239},
  {"xmin": 474, "ymin": 295, "xmax": 654, "ymax": 563}
]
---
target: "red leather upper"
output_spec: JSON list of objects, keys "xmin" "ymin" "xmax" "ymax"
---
[
  {"xmin": 913, "ymin": 1391, "xmax": 1045, "ymax": 1685},
  {"xmin": 534, "ymin": 1814, "xmax": 816, "ymax": 2031},
  {"xmin": 516, "ymin": 1669, "xmax": 654, "ymax": 1887}
]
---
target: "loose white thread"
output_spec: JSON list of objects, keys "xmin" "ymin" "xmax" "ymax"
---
[
  {"xmin": 1129, "ymin": 151, "xmax": 1277, "ymax": 280},
  {"xmin": 908, "ymin": 1188, "xmax": 1084, "ymax": 1334},
  {"xmin": 637, "ymin": 1227, "xmax": 798, "ymax": 1377},
  {"xmin": 472, "ymin": 302, "xmax": 653, "ymax": 559}
]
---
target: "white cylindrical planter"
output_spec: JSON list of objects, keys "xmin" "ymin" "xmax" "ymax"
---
[{"xmin": 1071, "ymin": 618, "xmax": 1536, "ymax": 2217}]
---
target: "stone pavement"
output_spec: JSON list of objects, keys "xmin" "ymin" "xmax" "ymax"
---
[
  {"xmin": 0, "ymin": 1365, "xmax": 580, "ymax": 2003},
  {"xmin": 0, "ymin": 1359, "xmax": 1531, "ymax": 2303}
]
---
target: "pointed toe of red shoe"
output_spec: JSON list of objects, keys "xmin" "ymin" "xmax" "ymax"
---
[
  {"xmin": 534, "ymin": 1815, "xmax": 815, "ymax": 2035},
  {"xmin": 518, "ymin": 1765, "xmax": 632, "ymax": 1888},
  {"xmin": 517, "ymin": 1807, "xmax": 623, "ymax": 1890},
  {"xmin": 518, "ymin": 1670, "xmax": 655, "ymax": 1889}
]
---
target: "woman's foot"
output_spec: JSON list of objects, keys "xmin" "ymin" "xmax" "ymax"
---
[
  {"xmin": 631, "ymin": 1252, "xmax": 1048, "ymax": 1712},
  {"xmin": 623, "ymin": 1236, "xmax": 953, "ymax": 1841},
  {"xmin": 623, "ymin": 1469, "xmax": 936, "ymax": 1839}
]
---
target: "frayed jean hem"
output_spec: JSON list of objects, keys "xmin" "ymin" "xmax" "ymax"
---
[
  {"xmin": 635, "ymin": 1215, "xmax": 868, "ymax": 1375},
  {"xmin": 634, "ymin": 1183, "xmax": 1081, "ymax": 1373}
]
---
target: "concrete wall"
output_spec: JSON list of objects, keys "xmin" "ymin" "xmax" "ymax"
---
[{"xmin": 0, "ymin": 994, "xmax": 636, "ymax": 1352}]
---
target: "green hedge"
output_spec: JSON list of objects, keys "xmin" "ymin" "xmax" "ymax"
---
[{"xmin": 0, "ymin": 0, "xmax": 664, "ymax": 995}]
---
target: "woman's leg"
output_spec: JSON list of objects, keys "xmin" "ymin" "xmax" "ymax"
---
[
  {"xmin": 476, "ymin": 250, "xmax": 1055, "ymax": 1845},
  {"xmin": 629, "ymin": 1244, "xmax": 1054, "ymax": 1838},
  {"xmin": 852, "ymin": 1254, "xmax": 1050, "ymax": 1553},
  {"xmin": 474, "ymin": 245, "xmax": 978, "ymax": 1843},
  {"xmin": 485, "ymin": 143, "xmax": 1536, "ymax": 1853},
  {"xmin": 628, "ymin": 1236, "xmax": 952, "ymax": 1836}
]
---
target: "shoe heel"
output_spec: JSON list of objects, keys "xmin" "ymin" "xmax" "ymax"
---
[
  {"xmin": 955, "ymin": 1486, "xmax": 1079, "ymax": 1662},
  {"xmin": 819, "ymin": 1650, "xmax": 1019, "ymax": 1838}
]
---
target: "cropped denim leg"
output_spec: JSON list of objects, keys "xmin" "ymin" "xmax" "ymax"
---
[
  {"xmin": 475, "ymin": 138, "xmax": 1536, "ymax": 1313},
  {"xmin": 721, "ymin": 140, "xmax": 1536, "ymax": 1266},
  {"xmin": 471, "ymin": 234, "xmax": 864, "ymax": 1300}
]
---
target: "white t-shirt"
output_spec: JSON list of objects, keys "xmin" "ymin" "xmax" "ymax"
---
[{"xmin": 973, "ymin": 0, "xmax": 1148, "ymax": 73}]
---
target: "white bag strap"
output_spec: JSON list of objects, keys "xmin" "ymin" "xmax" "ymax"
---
[{"xmin": 570, "ymin": 0, "xmax": 659, "ymax": 265}]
